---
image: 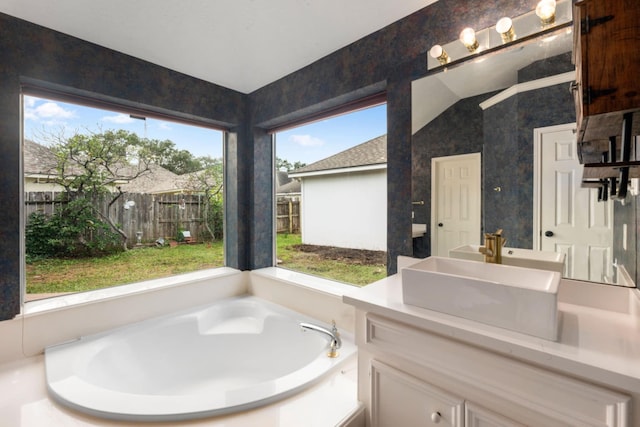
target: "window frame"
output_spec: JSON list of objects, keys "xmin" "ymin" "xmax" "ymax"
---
[
  {"xmin": 21, "ymin": 88, "xmax": 228, "ymax": 306},
  {"xmin": 271, "ymin": 99, "xmax": 388, "ymax": 286}
]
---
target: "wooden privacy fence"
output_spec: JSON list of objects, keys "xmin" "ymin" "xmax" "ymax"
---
[
  {"xmin": 25, "ymin": 192, "xmax": 213, "ymax": 246},
  {"xmin": 276, "ymin": 198, "xmax": 300, "ymax": 234}
]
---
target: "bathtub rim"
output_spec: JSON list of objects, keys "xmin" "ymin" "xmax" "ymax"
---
[{"xmin": 44, "ymin": 294, "xmax": 357, "ymax": 422}]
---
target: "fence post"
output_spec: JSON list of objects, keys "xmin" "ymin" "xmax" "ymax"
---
[{"xmin": 288, "ymin": 200, "xmax": 293, "ymax": 234}]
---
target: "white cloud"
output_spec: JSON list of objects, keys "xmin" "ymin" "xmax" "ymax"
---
[
  {"xmin": 24, "ymin": 109, "xmax": 38, "ymax": 122},
  {"xmin": 24, "ymin": 97, "xmax": 37, "ymax": 108},
  {"xmin": 289, "ymin": 134, "xmax": 324, "ymax": 147},
  {"xmin": 158, "ymin": 122, "xmax": 172, "ymax": 131},
  {"xmin": 24, "ymin": 101, "xmax": 76, "ymax": 122},
  {"xmin": 101, "ymin": 113, "xmax": 134, "ymax": 124}
]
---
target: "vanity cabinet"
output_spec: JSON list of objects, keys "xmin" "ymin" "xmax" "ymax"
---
[
  {"xmin": 357, "ymin": 313, "xmax": 630, "ymax": 427},
  {"xmin": 370, "ymin": 360, "xmax": 523, "ymax": 427}
]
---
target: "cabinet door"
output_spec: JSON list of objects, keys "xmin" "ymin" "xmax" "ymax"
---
[
  {"xmin": 465, "ymin": 403, "xmax": 524, "ymax": 427},
  {"xmin": 370, "ymin": 360, "xmax": 463, "ymax": 427},
  {"xmin": 577, "ymin": 0, "xmax": 640, "ymax": 117}
]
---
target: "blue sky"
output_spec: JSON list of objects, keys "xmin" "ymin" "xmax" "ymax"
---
[
  {"xmin": 275, "ymin": 104, "xmax": 387, "ymax": 165},
  {"xmin": 23, "ymin": 96, "xmax": 224, "ymax": 159},
  {"xmin": 23, "ymin": 96, "xmax": 387, "ymax": 167}
]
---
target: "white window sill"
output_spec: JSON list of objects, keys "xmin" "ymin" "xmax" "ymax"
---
[
  {"xmin": 251, "ymin": 267, "xmax": 363, "ymax": 298},
  {"xmin": 23, "ymin": 267, "xmax": 241, "ymax": 316}
]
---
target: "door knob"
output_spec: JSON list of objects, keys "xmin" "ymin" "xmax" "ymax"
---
[
  {"xmin": 545, "ymin": 230, "xmax": 554, "ymax": 237},
  {"xmin": 431, "ymin": 411, "xmax": 442, "ymax": 423},
  {"xmin": 438, "ymin": 223, "xmax": 443, "ymax": 227}
]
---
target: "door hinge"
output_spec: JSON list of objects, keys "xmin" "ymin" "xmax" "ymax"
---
[
  {"xmin": 584, "ymin": 86, "xmax": 617, "ymax": 105},
  {"xmin": 581, "ymin": 14, "xmax": 614, "ymax": 34}
]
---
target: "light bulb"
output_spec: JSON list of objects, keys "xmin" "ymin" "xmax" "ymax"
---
[
  {"xmin": 496, "ymin": 17, "xmax": 516, "ymax": 43},
  {"xmin": 429, "ymin": 45, "xmax": 450, "ymax": 65},
  {"xmin": 536, "ymin": 0, "xmax": 556, "ymax": 26},
  {"xmin": 459, "ymin": 27, "xmax": 479, "ymax": 52}
]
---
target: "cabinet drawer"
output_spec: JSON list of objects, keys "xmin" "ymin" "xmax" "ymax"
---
[{"xmin": 371, "ymin": 360, "xmax": 463, "ymax": 427}]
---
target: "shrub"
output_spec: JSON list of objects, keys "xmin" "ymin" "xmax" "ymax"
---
[{"xmin": 25, "ymin": 198, "xmax": 123, "ymax": 261}]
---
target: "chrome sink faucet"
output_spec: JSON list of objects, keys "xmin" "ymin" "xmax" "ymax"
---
[
  {"xmin": 478, "ymin": 228, "xmax": 506, "ymax": 264},
  {"xmin": 300, "ymin": 320, "xmax": 342, "ymax": 358}
]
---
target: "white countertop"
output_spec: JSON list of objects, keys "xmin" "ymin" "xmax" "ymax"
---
[
  {"xmin": 343, "ymin": 273, "xmax": 640, "ymax": 393},
  {"xmin": 0, "ymin": 355, "xmax": 359, "ymax": 427}
]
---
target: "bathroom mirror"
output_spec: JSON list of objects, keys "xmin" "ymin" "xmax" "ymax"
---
[{"xmin": 411, "ymin": 25, "xmax": 637, "ymax": 287}]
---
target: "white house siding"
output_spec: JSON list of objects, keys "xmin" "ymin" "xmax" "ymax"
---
[
  {"xmin": 300, "ymin": 169, "xmax": 386, "ymax": 251},
  {"xmin": 23, "ymin": 179, "xmax": 63, "ymax": 192}
]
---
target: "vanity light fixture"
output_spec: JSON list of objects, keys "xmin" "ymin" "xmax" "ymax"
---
[
  {"xmin": 496, "ymin": 17, "xmax": 516, "ymax": 43},
  {"xmin": 535, "ymin": 0, "xmax": 556, "ymax": 26},
  {"xmin": 429, "ymin": 45, "xmax": 450, "ymax": 65},
  {"xmin": 459, "ymin": 27, "xmax": 479, "ymax": 52}
]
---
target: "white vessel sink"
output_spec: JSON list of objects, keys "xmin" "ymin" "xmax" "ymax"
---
[
  {"xmin": 401, "ymin": 256, "xmax": 560, "ymax": 340},
  {"xmin": 449, "ymin": 244, "xmax": 565, "ymax": 273}
]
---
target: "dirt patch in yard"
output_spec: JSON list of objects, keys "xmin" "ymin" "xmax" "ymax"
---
[{"xmin": 292, "ymin": 244, "xmax": 386, "ymax": 265}]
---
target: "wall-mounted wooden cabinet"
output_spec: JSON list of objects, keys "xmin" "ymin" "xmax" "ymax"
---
[
  {"xmin": 575, "ymin": 0, "xmax": 640, "ymax": 142},
  {"xmin": 574, "ymin": 0, "xmax": 640, "ymax": 197}
]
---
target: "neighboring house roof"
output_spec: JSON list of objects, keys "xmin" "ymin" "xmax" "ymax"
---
[
  {"xmin": 118, "ymin": 164, "xmax": 181, "ymax": 194},
  {"xmin": 173, "ymin": 169, "xmax": 224, "ymax": 195},
  {"xmin": 290, "ymin": 134, "xmax": 386, "ymax": 177},
  {"xmin": 23, "ymin": 139, "xmax": 192, "ymax": 195},
  {"xmin": 23, "ymin": 139, "xmax": 59, "ymax": 177},
  {"xmin": 275, "ymin": 170, "xmax": 301, "ymax": 194},
  {"xmin": 278, "ymin": 180, "xmax": 301, "ymax": 194}
]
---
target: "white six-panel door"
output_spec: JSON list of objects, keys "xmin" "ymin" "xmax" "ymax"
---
[
  {"xmin": 431, "ymin": 153, "xmax": 481, "ymax": 257},
  {"xmin": 534, "ymin": 124, "xmax": 614, "ymax": 282}
]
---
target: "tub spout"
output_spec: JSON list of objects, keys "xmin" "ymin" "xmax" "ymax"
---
[{"xmin": 300, "ymin": 320, "xmax": 342, "ymax": 358}]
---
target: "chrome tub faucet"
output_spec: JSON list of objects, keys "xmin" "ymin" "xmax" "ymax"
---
[{"xmin": 300, "ymin": 320, "xmax": 342, "ymax": 358}]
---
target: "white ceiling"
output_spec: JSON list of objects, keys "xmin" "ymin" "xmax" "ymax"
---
[{"xmin": 0, "ymin": 0, "xmax": 437, "ymax": 94}]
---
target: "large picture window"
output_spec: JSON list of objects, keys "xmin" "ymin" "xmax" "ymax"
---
[
  {"xmin": 274, "ymin": 103, "xmax": 387, "ymax": 286},
  {"xmin": 23, "ymin": 94, "xmax": 225, "ymax": 302}
]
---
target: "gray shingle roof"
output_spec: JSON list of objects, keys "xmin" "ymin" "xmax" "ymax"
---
[
  {"xmin": 291, "ymin": 134, "xmax": 386, "ymax": 175},
  {"xmin": 119, "ymin": 164, "xmax": 181, "ymax": 194},
  {"xmin": 24, "ymin": 139, "xmax": 185, "ymax": 194},
  {"xmin": 276, "ymin": 170, "xmax": 301, "ymax": 194},
  {"xmin": 23, "ymin": 139, "xmax": 59, "ymax": 175}
]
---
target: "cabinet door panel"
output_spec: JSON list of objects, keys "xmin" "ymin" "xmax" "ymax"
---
[
  {"xmin": 465, "ymin": 403, "xmax": 524, "ymax": 427},
  {"xmin": 370, "ymin": 360, "xmax": 463, "ymax": 427},
  {"xmin": 577, "ymin": 0, "xmax": 640, "ymax": 116}
]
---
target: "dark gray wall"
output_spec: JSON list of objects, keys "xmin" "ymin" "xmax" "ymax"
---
[
  {"xmin": 0, "ymin": 0, "xmax": 540, "ymax": 320},
  {"xmin": 0, "ymin": 13, "xmax": 247, "ymax": 320},
  {"xmin": 412, "ymin": 93, "xmax": 490, "ymax": 257},
  {"xmin": 412, "ymin": 53, "xmax": 576, "ymax": 253},
  {"xmin": 484, "ymin": 79, "xmax": 576, "ymax": 248},
  {"xmin": 249, "ymin": 0, "xmax": 535, "ymax": 275}
]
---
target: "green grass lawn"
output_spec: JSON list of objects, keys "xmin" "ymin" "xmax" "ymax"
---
[
  {"xmin": 26, "ymin": 234, "xmax": 387, "ymax": 296},
  {"xmin": 276, "ymin": 234, "xmax": 387, "ymax": 286},
  {"xmin": 26, "ymin": 242, "xmax": 225, "ymax": 294}
]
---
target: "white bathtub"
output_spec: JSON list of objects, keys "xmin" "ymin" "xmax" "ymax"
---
[{"xmin": 45, "ymin": 295, "xmax": 357, "ymax": 422}]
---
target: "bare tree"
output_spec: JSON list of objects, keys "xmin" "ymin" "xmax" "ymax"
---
[{"xmin": 47, "ymin": 129, "xmax": 156, "ymax": 250}]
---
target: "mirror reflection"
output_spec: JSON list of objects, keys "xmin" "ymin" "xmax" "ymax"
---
[{"xmin": 411, "ymin": 26, "xmax": 637, "ymax": 287}]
